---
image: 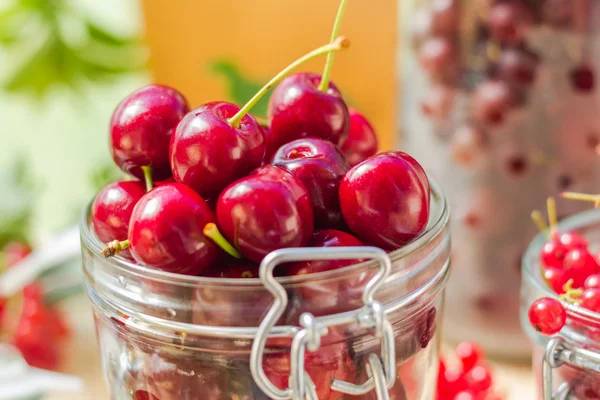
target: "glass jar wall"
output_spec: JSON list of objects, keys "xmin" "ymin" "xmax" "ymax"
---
[
  {"xmin": 400, "ymin": 0, "xmax": 600, "ymax": 358},
  {"xmin": 522, "ymin": 209, "xmax": 600, "ymax": 399},
  {"xmin": 82, "ymin": 183, "xmax": 450, "ymax": 399}
]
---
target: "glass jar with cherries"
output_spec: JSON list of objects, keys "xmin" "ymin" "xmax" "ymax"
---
[{"xmin": 400, "ymin": 0, "xmax": 600, "ymax": 358}]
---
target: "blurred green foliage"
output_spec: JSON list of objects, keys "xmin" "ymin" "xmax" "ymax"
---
[
  {"xmin": 0, "ymin": 157, "xmax": 35, "ymax": 247},
  {"xmin": 0, "ymin": 0, "xmax": 147, "ymax": 97}
]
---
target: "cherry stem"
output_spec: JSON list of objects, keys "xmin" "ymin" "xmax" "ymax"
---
[
  {"xmin": 227, "ymin": 36, "xmax": 350, "ymax": 128},
  {"xmin": 141, "ymin": 166, "xmax": 153, "ymax": 192},
  {"xmin": 562, "ymin": 191, "xmax": 600, "ymax": 208},
  {"xmin": 255, "ymin": 116, "xmax": 269, "ymax": 127},
  {"xmin": 203, "ymin": 223, "xmax": 241, "ymax": 259},
  {"xmin": 318, "ymin": 0, "xmax": 349, "ymax": 92},
  {"xmin": 531, "ymin": 210, "xmax": 550, "ymax": 239},
  {"xmin": 546, "ymin": 196, "xmax": 557, "ymax": 232},
  {"xmin": 101, "ymin": 240, "xmax": 129, "ymax": 258}
]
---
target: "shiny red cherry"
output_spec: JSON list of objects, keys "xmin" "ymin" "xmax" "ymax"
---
[
  {"xmin": 128, "ymin": 183, "xmax": 219, "ymax": 275},
  {"xmin": 280, "ymin": 229, "xmax": 366, "ymax": 317},
  {"xmin": 170, "ymin": 101, "xmax": 265, "ymax": 196},
  {"xmin": 272, "ymin": 138, "xmax": 349, "ymax": 229},
  {"xmin": 563, "ymin": 249, "xmax": 600, "ymax": 288},
  {"xmin": 268, "ymin": 73, "xmax": 350, "ymax": 149},
  {"xmin": 217, "ymin": 165, "xmax": 314, "ymax": 262},
  {"xmin": 488, "ymin": 2, "xmax": 533, "ymax": 45},
  {"xmin": 472, "ymin": 80, "xmax": 515, "ymax": 125},
  {"xmin": 261, "ymin": 125, "xmax": 279, "ymax": 164},
  {"xmin": 339, "ymin": 151, "xmax": 430, "ymax": 250},
  {"xmin": 110, "ymin": 85, "xmax": 189, "ymax": 180},
  {"xmin": 92, "ymin": 181, "xmax": 146, "ymax": 254},
  {"xmin": 339, "ymin": 108, "xmax": 378, "ymax": 167},
  {"xmin": 202, "ymin": 258, "xmax": 259, "ymax": 279}
]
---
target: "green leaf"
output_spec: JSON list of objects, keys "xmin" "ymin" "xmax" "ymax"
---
[
  {"xmin": 209, "ymin": 59, "xmax": 271, "ymax": 118},
  {"xmin": 85, "ymin": 20, "xmax": 140, "ymax": 48},
  {"xmin": 0, "ymin": 157, "xmax": 36, "ymax": 248},
  {"xmin": 89, "ymin": 162, "xmax": 123, "ymax": 192}
]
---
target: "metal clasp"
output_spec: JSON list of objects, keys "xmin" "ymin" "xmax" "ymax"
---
[
  {"xmin": 250, "ymin": 246, "xmax": 395, "ymax": 400},
  {"xmin": 543, "ymin": 337, "xmax": 600, "ymax": 399}
]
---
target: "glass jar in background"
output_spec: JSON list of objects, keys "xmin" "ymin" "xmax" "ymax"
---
[
  {"xmin": 400, "ymin": 0, "xmax": 600, "ymax": 358},
  {"xmin": 522, "ymin": 209, "xmax": 600, "ymax": 399},
  {"xmin": 82, "ymin": 183, "xmax": 450, "ymax": 399}
]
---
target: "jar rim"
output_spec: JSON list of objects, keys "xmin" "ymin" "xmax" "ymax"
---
[
  {"xmin": 81, "ymin": 179, "xmax": 449, "ymax": 287},
  {"xmin": 523, "ymin": 208, "xmax": 600, "ymax": 323}
]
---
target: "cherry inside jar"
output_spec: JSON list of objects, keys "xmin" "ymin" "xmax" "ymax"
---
[
  {"xmin": 522, "ymin": 208, "xmax": 600, "ymax": 399},
  {"xmin": 81, "ymin": 182, "xmax": 449, "ymax": 400},
  {"xmin": 401, "ymin": 0, "xmax": 600, "ymax": 358}
]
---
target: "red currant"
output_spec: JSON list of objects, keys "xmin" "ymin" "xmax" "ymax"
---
[
  {"xmin": 540, "ymin": 240, "xmax": 568, "ymax": 269},
  {"xmin": 581, "ymin": 288, "xmax": 600, "ymax": 313},
  {"xmin": 528, "ymin": 297, "xmax": 566, "ymax": 335},
  {"xmin": 464, "ymin": 365, "xmax": 493, "ymax": 392},
  {"xmin": 455, "ymin": 341, "xmax": 483, "ymax": 373},
  {"xmin": 558, "ymin": 231, "xmax": 588, "ymax": 250},
  {"xmin": 563, "ymin": 249, "xmax": 600, "ymax": 287},
  {"xmin": 585, "ymin": 274, "xmax": 600, "ymax": 289},
  {"xmin": 544, "ymin": 267, "xmax": 569, "ymax": 294}
]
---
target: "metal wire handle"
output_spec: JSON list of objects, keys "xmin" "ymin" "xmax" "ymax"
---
[
  {"xmin": 249, "ymin": 246, "xmax": 395, "ymax": 400},
  {"xmin": 543, "ymin": 337, "xmax": 600, "ymax": 399}
]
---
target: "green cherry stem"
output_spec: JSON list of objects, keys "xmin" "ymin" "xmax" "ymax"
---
[
  {"xmin": 141, "ymin": 165, "xmax": 154, "ymax": 191},
  {"xmin": 318, "ymin": 0, "xmax": 349, "ymax": 92},
  {"xmin": 203, "ymin": 223, "xmax": 241, "ymax": 259},
  {"xmin": 101, "ymin": 239, "xmax": 129, "ymax": 258},
  {"xmin": 227, "ymin": 36, "xmax": 350, "ymax": 128}
]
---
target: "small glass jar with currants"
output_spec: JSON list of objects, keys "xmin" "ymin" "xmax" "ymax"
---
[
  {"xmin": 400, "ymin": 0, "xmax": 600, "ymax": 358},
  {"xmin": 81, "ymin": 16, "xmax": 451, "ymax": 400},
  {"xmin": 522, "ymin": 203, "xmax": 600, "ymax": 399}
]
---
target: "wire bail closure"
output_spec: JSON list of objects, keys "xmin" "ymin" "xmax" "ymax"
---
[
  {"xmin": 542, "ymin": 336, "xmax": 600, "ymax": 399},
  {"xmin": 250, "ymin": 246, "xmax": 396, "ymax": 400}
]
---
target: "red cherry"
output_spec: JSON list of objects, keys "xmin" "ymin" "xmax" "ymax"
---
[
  {"xmin": 339, "ymin": 151, "xmax": 430, "ymax": 250},
  {"xmin": 417, "ymin": 307, "xmax": 437, "ymax": 349},
  {"xmin": 418, "ymin": 37, "xmax": 458, "ymax": 81},
  {"xmin": 280, "ymin": 229, "xmax": 365, "ymax": 316},
  {"xmin": 570, "ymin": 64, "xmax": 595, "ymax": 93},
  {"xmin": 340, "ymin": 109, "xmax": 378, "ymax": 167},
  {"xmin": 202, "ymin": 258, "xmax": 259, "ymax": 279},
  {"xmin": 559, "ymin": 231, "xmax": 588, "ymax": 250},
  {"xmin": 272, "ymin": 138, "xmax": 349, "ymax": 229},
  {"xmin": 488, "ymin": 2, "xmax": 533, "ymax": 44},
  {"xmin": 585, "ymin": 274, "xmax": 600, "ymax": 289},
  {"xmin": 170, "ymin": 102, "xmax": 265, "ymax": 196},
  {"xmin": 128, "ymin": 183, "xmax": 219, "ymax": 275},
  {"xmin": 454, "ymin": 391, "xmax": 477, "ymax": 400},
  {"xmin": 472, "ymin": 80, "xmax": 514, "ymax": 125},
  {"xmin": 528, "ymin": 297, "xmax": 566, "ymax": 335},
  {"xmin": 497, "ymin": 47, "xmax": 538, "ymax": 86},
  {"xmin": 110, "ymin": 85, "xmax": 189, "ymax": 180},
  {"xmin": 544, "ymin": 267, "xmax": 569, "ymax": 294},
  {"xmin": 540, "ymin": 240, "xmax": 568, "ymax": 268},
  {"xmin": 464, "ymin": 365, "xmax": 493, "ymax": 393},
  {"xmin": 92, "ymin": 181, "xmax": 146, "ymax": 256},
  {"xmin": 261, "ymin": 125, "xmax": 279, "ymax": 164},
  {"xmin": 134, "ymin": 391, "xmax": 159, "ymax": 400},
  {"xmin": 455, "ymin": 341, "xmax": 483, "ymax": 373},
  {"xmin": 217, "ymin": 165, "xmax": 314, "ymax": 262},
  {"xmin": 430, "ymin": 0, "xmax": 460, "ymax": 35},
  {"xmin": 2, "ymin": 241, "xmax": 31, "ymax": 267},
  {"xmin": 581, "ymin": 288, "xmax": 600, "ymax": 313},
  {"xmin": 268, "ymin": 73, "xmax": 350, "ymax": 148},
  {"xmin": 563, "ymin": 249, "xmax": 600, "ymax": 287}
]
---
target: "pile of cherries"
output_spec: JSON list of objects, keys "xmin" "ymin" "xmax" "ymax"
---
[
  {"xmin": 93, "ymin": 39, "xmax": 430, "ymax": 283},
  {"xmin": 437, "ymin": 342, "xmax": 503, "ymax": 400},
  {"xmin": 0, "ymin": 241, "xmax": 69, "ymax": 370}
]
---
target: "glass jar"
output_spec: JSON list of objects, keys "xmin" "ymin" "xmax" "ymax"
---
[
  {"xmin": 81, "ymin": 182, "xmax": 450, "ymax": 400},
  {"xmin": 522, "ymin": 208, "xmax": 600, "ymax": 399},
  {"xmin": 400, "ymin": 0, "xmax": 600, "ymax": 358}
]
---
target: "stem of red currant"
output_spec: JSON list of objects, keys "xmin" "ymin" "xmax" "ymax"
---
[
  {"xmin": 559, "ymin": 279, "xmax": 583, "ymax": 304},
  {"xmin": 101, "ymin": 240, "xmax": 129, "ymax": 258},
  {"xmin": 530, "ymin": 210, "xmax": 550, "ymax": 239},
  {"xmin": 318, "ymin": 0, "xmax": 349, "ymax": 92},
  {"xmin": 227, "ymin": 36, "xmax": 350, "ymax": 128},
  {"xmin": 141, "ymin": 166, "xmax": 154, "ymax": 192},
  {"xmin": 562, "ymin": 192, "xmax": 600, "ymax": 208},
  {"xmin": 203, "ymin": 223, "xmax": 241, "ymax": 259},
  {"xmin": 547, "ymin": 196, "xmax": 557, "ymax": 235}
]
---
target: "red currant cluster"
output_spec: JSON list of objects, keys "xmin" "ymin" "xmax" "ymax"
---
[
  {"xmin": 437, "ymin": 342, "xmax": 503, "ymax": 400},
  {"xmin": 0, "ymin": 241, "xmax": 69, "ymax": 370},
  {"xmin": 527, "ymin": 198, "xmax": 600, "ymax": 335}
]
